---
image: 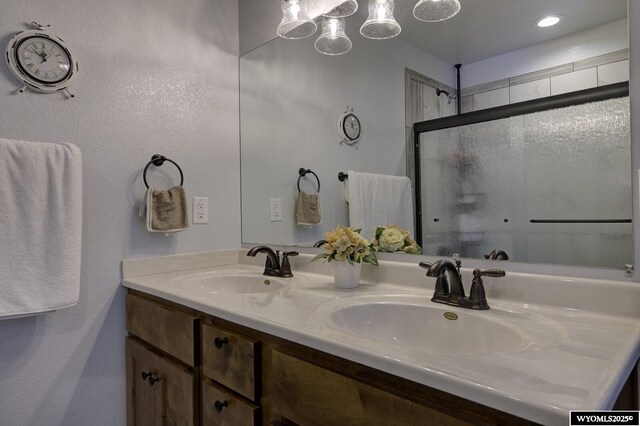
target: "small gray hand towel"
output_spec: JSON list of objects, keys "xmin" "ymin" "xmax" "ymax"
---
[
  {"xmin": 146, "ymin": 186, "xmax": 189, "ymax": 232},
  {"xmin": 296, "ymin": 190, "xmax": 322, "ymax": 226}
]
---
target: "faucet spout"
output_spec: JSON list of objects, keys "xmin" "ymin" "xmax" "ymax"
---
[
  {"xmin": 247, "ymin": 246, "xmax": 280, "ymax": 273},
  {"xmin": 426, "ymin": 259, "xmax": 466, "ymax": 300}
]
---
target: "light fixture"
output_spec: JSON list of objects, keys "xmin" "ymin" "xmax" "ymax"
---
[
  {"xmin": 536, "ymin": 15, "xmax": 563, "ymax": 28},
  {"xmin": 413, "ymin": 0, "xmax": 461, "ymax": 22},
  {"xmin": 323, "ymin": 0, "xmax": 359, "ymax": 18},
  {"xmin": 314, "ymin": 17, "xmax": 352, "ymax": 56},
  {"xmin": 277, "ymin": 0, "xmax": 317, "ymax": 39},
  {"xmin": 360, "ymin": 0, "xmax": 401, "ymax": 39}
]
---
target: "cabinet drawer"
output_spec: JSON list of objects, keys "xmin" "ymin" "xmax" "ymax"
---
[
  {"xmin": 202, "ymin": 323, "xmax": 258, "ymax": 401},
  {"xmin": 126, "ymin": 294, "xmax": 197, "ymax": 366},
  {"xmin": 126, "ymin": 337, "xmax": 196, "ymax": 426},
  {"xmin": 202, "ymin": 379, "xmax": 259, "ymax": 426},
  {"xmin": 270, "ymin": 351, "xmax": 473, "ymax": 426}
]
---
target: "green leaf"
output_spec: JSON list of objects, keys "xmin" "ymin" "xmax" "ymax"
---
[
  {"xmin": 363, "ymin": 252, "xmax": 379, "ymax": 266},
  {"xmin": 311, "ymin": 253, "xmax": 329, "ymax": 262}
]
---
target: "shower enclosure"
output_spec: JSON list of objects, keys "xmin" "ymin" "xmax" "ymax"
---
[{"xmin": 413, "ymin": 82, "xmax": 631, "ymax": 268}]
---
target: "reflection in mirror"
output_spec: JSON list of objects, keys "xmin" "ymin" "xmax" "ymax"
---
[
  {"xmin": 239, "ymin": 0, "xmax": 629, "ymax": 268},
  {"xmin": 416, "ymin": 85, "xmax": 630, "ymax": 268}
]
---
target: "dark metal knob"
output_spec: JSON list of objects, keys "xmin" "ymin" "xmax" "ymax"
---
[
  {"xmin": 141, "ymin": 371, "xmax": 160, "ymax": 386},
  {"xmin": 214, "ymin": 337, "xmax": 229, "ymax": 349},
  {"xmin": 214, "ymin": 400, "xmax": 229, "ymax": 412}
]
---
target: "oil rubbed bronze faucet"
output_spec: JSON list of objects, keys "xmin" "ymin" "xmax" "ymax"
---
[
  {"xmin": 420, "ymin": 255, "xmax": 505, "ymax": 310},
  {"xmin": 247, "ymin": 246, "xmax": 298, "ymax": 278},
  {"xmin": 484, "ymin": 249, "xmax": 509, "ymax": 260}
]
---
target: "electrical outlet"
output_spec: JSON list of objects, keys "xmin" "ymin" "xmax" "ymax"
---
[
  {"xmin": 193, "ymin": 197, "xmax": 208, "ymax": 224},
  {"xmin": 270, "ymin": 198, "xmax": 282, "ymax": 222}
]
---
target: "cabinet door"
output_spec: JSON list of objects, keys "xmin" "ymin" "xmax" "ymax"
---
[
  {"xmin": 270, "ymin": 351, "xmax": 473, "ymax": 426},
  {"xmin": 126, "ymin": 337, "xmax": 196, "ymax": 426},
  {"xmin": 202, "ymin": 379, "xmax": 259, "ymax": 426},
  {"xmin": 202, "ymin": 324, "xmax": 258, "ymax": 401}
]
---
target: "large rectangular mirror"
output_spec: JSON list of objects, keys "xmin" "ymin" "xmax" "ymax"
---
[{"xmin": 239, "ymin": 0, "xmax": 630, "ymax": 269}]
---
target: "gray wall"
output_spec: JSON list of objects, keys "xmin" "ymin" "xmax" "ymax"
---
[{"xmin": 0, "ymin": 0, "xmax": 240, "ymax": 424}]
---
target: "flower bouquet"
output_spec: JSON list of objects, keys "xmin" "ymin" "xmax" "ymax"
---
[
  {"xmin": 313, "ymin": 225, "xmax": 378, "ymax": 288},
  {"xmin": 372, "ymin": 225, "xmax": 423, "ymax": 254}
]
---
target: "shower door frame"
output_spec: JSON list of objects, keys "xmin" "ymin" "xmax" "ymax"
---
[{"xmin": 412, "ymin": 81, "xmax": 629, "ymax": 247}]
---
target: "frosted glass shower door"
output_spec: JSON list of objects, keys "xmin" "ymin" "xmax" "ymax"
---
[{"xmin": 418, "ymin": 96, "xmax": 631, "ymax": 268}]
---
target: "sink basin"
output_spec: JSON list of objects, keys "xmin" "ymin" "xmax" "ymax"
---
[
  {"xmin": 173, "ymin": 270, "xmax": 288, "ymax": 294},
  {"xmin": 317, "ymin": 294, "xmax": 566, "ymax": 355}
]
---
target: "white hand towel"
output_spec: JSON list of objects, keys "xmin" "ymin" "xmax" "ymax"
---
[
  {"xmin": 0, "ymin": 138, "xmax": 82, "ymax": 319},
  {"xmin": 347, "ymin": 171, "xmax": 414, "ymax": 240}
]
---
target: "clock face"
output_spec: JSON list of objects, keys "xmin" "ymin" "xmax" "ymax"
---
[
  {"xmin": 15, "ymin": 36, "xmax": 71, "ymax": 84},
  {"xmin": 343, "ymin": 114, "xmax": 361, "ymax": 140}
]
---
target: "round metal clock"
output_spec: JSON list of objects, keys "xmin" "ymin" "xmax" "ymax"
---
[
  {"xmin": 5, "ymin": 23, "xmax": 78, "ymax": 96},
  {"xmin": 337, "ymin": 106, "xmax": 361, "ymax": 148}
]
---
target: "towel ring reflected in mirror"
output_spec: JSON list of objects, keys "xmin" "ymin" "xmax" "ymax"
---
[
  {"xmin": 143, "ymin": 154, "xmax": 184, "ymax": 189},
  {"xmin": 297, "ymin": 168, "xmax": 320, "ymax": 193}
]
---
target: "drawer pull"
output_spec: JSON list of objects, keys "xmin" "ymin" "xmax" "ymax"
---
[
  {"xmin": 214, "ymin": 400, "xmax": 229, "ymax": 412},
  {"xmin": 141, "ymin": 371, "xmax": 160, "ymax": 386},
  {"xmin": 214, "ymin": 337, "xmax": 229, "ymax": 349}
]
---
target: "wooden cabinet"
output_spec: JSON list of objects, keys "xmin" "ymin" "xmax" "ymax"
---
[
  {"xmin": 126, "ymin": 290, "xmax": 638, "ymax": 426},
  {"xmin": 270, "ymin": 350, "xmax": 472, "ymax": 426},
  {"xmin": 125, "ymin": 293, "xmax": 198, "ymax": 425},
  {"xmin": 126, "ymin": 338, "xmax": 196, "ymax": 425},
  {"xmin": 201, "ymin": 379, "xmax": 259, "ymax": 426},
  {"xmin": 202, "ymin": 323, "xmax": 259, "ymax": 401}
]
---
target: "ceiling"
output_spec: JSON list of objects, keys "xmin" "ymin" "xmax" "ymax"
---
[
  {"xmin": 240, "ymin": 0, "xmax": 628, "ymax": 64},
  {"xmin": 388, "ymin": 0, "xmax": 628, "ymax": 64}
]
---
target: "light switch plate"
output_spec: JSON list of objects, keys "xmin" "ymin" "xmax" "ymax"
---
[{"xmin": 193, "ymin": 197, "xmax": 208, "ymax": 224}]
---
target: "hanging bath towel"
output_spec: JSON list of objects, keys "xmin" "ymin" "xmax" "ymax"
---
[
  {"xmin": 0, "ymin": 138, "xmax": 83, "ymax": 319},
  {"xmin": 347, "ymin": 170, "xmax": 414, "ymax": 240}
]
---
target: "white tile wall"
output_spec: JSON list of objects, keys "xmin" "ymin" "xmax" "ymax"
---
[
  {"xmin": 550, "ymin": 68, "xmax": 598, "ymax": 95},
  {"xmin": 597, "ymin": 60, "xmax": 629, "ymax": 85},
  {"xmin": 509, "ymin": 78, "xmax": 551, "ymax": 104},
  {"xmin": 473, "ymin": 87, "xmax": 509, "ymax": 111}
]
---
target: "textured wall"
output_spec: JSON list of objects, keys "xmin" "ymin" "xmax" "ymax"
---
[{"xmin": 0, "ymin": 0, "xmax": 240, "ymax": 424}]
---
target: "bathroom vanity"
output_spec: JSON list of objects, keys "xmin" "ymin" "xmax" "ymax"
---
[{"xmin": 122, "ymin": 250, "xmax": 640, "ymax": 426}]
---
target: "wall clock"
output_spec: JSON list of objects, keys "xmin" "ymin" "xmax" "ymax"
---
[
  {"xmin": 5, "ymin": 22, "xmax": 78, "ymax": 97},
  {"xmin": 337, "ymin": 106, "xmax": 361, "ymax": 149}
]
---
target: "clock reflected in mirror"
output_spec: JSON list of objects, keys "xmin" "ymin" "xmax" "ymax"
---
[{"xmin": 337, "ymin": 106, "xmax": 361, "ymax": 149}]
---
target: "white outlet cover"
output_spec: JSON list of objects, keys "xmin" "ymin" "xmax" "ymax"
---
[
  {"xmin": 193, "ymin": 196, "xmax": 209, "ymax": 224},
  {"xmin": 270, "ymin": 198, "xmax": 282, "ymax": 222}
]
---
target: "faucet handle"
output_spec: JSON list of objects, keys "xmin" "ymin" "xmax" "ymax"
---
[
  {"xmin": 279, "ymin": 251, "xmax": 298, "ymax": 278},
  {"xmin": 418, "ymin": 262, "xmax": 432, "ymax": 270},
  {"xmin": 476, "ymin": 269, "xmax": 506, "ymax": 278}
]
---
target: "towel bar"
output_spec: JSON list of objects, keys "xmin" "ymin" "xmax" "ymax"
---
[
  {"xmin": 298, "ymin": 168, "xmax": 320, "ymax": 193},
  {"xmin": 338, "ymin": 172, "xmax": 348, "ymax": 182},
  {"xmin": 143, "ymin": 154, "xmax": 184, "ymax": 188}
]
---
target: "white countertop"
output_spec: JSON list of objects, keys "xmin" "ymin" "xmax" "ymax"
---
[{"xmin": 122, "ymin": 249, "xmax": 640, "ymax": 426}]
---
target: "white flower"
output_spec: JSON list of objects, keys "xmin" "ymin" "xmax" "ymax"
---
[{"xmin": 379, "ymin": 228, "xmax": 405, "ymax": 252}]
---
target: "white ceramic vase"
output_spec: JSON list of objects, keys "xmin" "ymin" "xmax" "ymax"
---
[{"xmin": 331, "ymin": 261, "xmax": 362, "ymax": 289}]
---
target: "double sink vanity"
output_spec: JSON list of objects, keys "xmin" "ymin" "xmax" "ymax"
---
[{"xmin": 122, "ymin": 249, "xmax": 640, "ymax": 425}]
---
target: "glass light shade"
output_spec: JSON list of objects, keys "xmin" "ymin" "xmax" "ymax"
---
[
  {"xmin": 314, "ymin": 18, "xmax": 352, "ymax": 56},
  {"xmin": 323, "ymin": 0, "xmax": 359, "ymax": 18},
  {"xmin": 360, "ymin": 0, "xmax": 401, "ymax": 39},
  {"xmin": 277, "ymin": 0, "xmax": 317, "ymax": 39},
  {"xmin": 413, "ymin": 0, "xmax": 461, "ymax": 22}
]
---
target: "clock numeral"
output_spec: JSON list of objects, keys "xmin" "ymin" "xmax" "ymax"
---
[
  {"xmin": 25, "ymin": 63, "xmax": 33, "ymax": 69},
  {"xmin": 34, "ymin": 69, "xmax": 40, "ymax": 76},
  {"xmin": 44, "ymin": 72, "xmax": 49, "ymax": 79}
]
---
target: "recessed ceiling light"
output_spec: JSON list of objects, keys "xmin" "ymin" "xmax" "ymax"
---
[{"xmin": 536, "ymin": 15, "xmax": 563, "ymax": 28}]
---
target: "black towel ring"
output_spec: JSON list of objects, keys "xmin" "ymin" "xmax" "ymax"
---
[
  {"xmin": 143, "ymin": 154, "xmax": 184, "ymax": 189},
  {"xmin": 297, "ymin": 168, "xmax": 320, "ymax": 193}
]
